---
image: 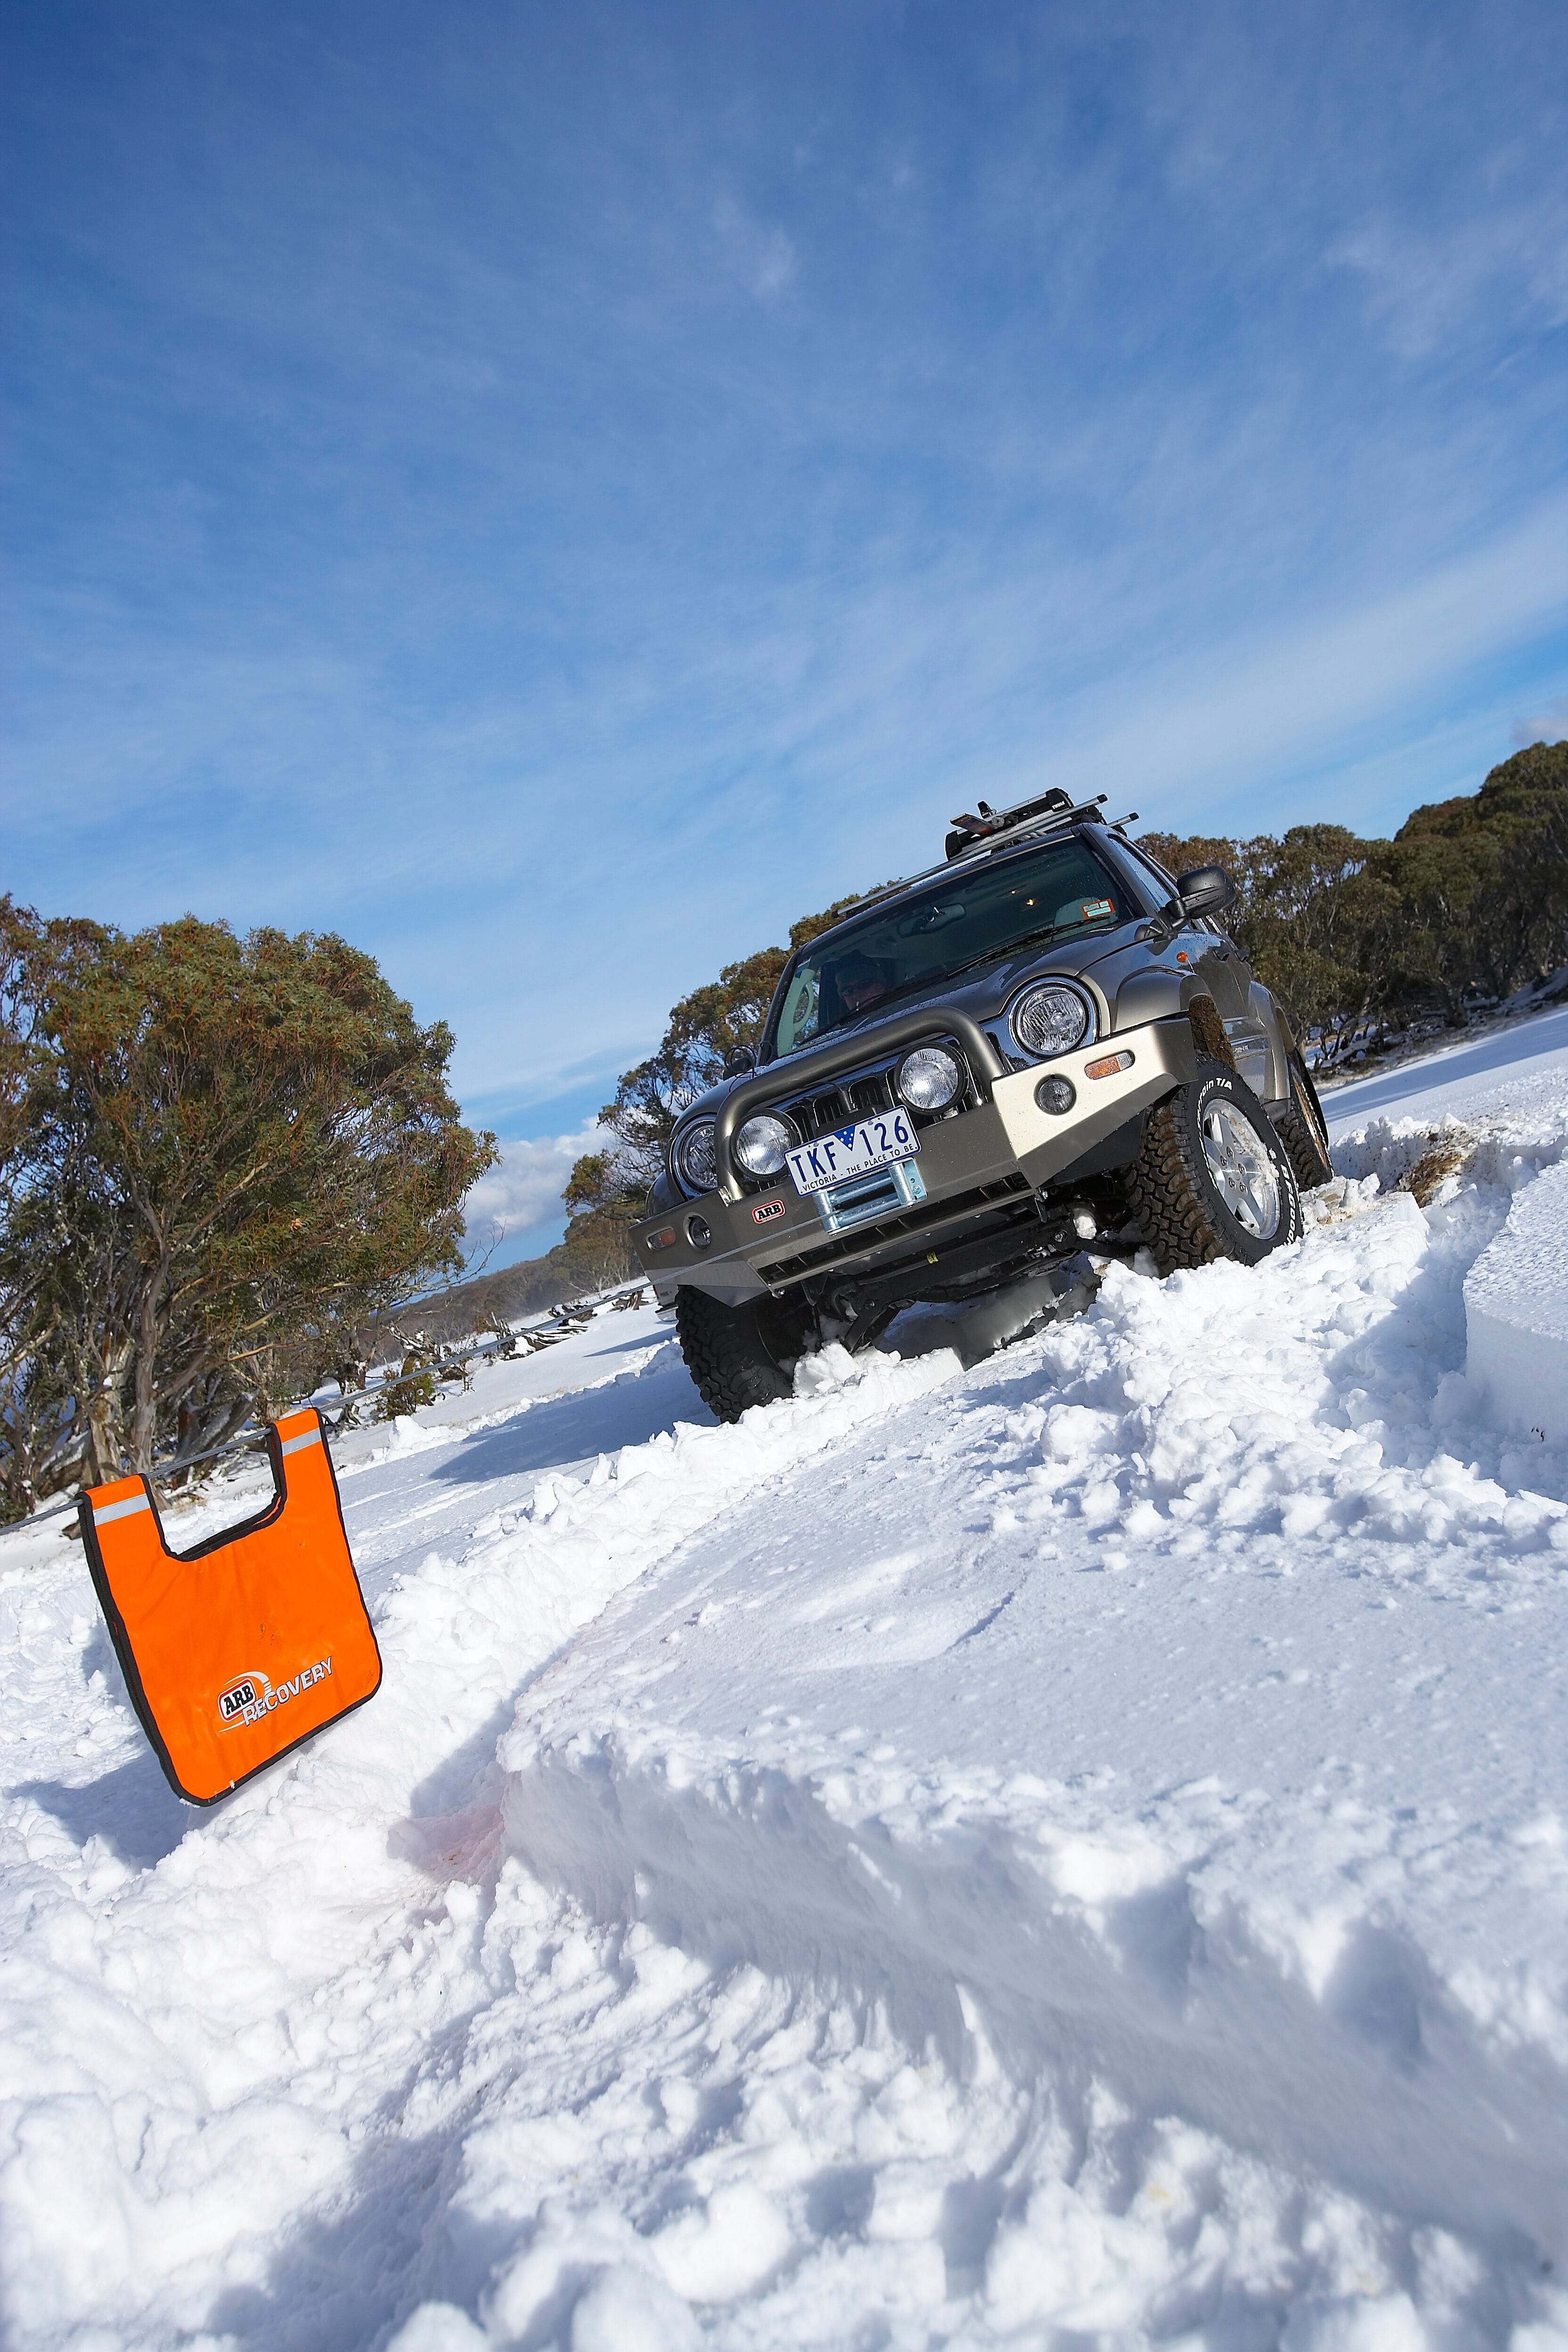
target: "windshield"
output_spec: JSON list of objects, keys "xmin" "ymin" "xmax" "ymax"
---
[{"xmin": 767, "ymin": 835, "xmax": 1131, "ymax": 1058}]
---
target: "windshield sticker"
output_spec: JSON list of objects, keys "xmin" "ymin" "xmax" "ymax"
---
[{"xmin": 1079, "ymin": 898, "xmax": 1114, "ymax": 920}]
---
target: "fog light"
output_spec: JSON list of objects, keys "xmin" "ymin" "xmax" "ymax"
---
[
  {"xmin": 735, "ymin": 1113, "xmax": 792, "ymax": 1176},
  {"xmin": 1035, "ymin": 1074, "xmax": 1076, "ymax": 1114},
  {"xmin": 686, "ymin": 1215, "xmax": 711, "ymax": 1249},
  {"xmin": 896, "ymin": 1045, "xmax": 962, "ymax": 1111}
]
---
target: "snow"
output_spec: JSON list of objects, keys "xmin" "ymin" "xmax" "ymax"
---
[
  {"xmin": 3, "ymin": 1006, "xmax": 1568, "ymax": 2351},
  {"xmin": 1317, "ymin": 1002, "xmax": 1568, "ymax": 1133},
  {"xmin": 1464, "ymin": 1160, "xmax": 1568, "ymax": 1446},
  {"xmin": 1322, "ymin": 1004, "xmax": 1568, "ymax": 1457}
]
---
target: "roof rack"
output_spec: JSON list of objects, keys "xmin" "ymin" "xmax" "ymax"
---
[
  {"xmin": 944, "ymin": 788, "xmax": 1108, "ymax": 861},
  {"xmin": 813, "ymin": 791, "xmax": 1133, "ymax": 932}
]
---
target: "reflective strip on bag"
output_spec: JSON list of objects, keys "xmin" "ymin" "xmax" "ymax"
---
[{"xmin": 90, "ymin": 1493, "xmax": 154, "ymax": 1525}]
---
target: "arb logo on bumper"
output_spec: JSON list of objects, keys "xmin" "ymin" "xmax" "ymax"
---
[{"xmin": 751, "ymin": 1198, "xmax": 785, "ymax": 1224}]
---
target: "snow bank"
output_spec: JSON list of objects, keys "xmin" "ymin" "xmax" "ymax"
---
[
  {"xmin": 1465, "ymin": 1158, "xmax": 1568, "ymax": 1446},
  {"xmin": 1326, "ymin": 1059, "xmax": 1568, "ymax": 1456},
  {"xmin": 6, "ymin": 1028, "xmax": 1568, "ymax": 2352},
  {"xmin": 471, "ymin": 1176, "xmax": 1568, "ymax": 2349}
]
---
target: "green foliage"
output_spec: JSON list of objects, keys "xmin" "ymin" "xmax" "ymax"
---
[
  {"xmin": 374, "ymin": 1370, "xmax": 441, "ymax": 1421},
  {"xmin": 1390, "ymin": 741, "xmax": 1568, "ymax": 1010},
  {"xmin": 373, "ymin": 1345, "xmax": 442, "ymax": 1422},
  {"xmin": 0, "ymin": 906, "xmax": 496, "ymax": 1515},
  {"xmin": 1141, "ymin": 743, "xmax": 1567, "ymax": 1037}
]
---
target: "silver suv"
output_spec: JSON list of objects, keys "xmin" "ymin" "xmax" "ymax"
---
[{"xmin": 635, "ymin": 790, "xmax": 1334, "ymax": 1421}]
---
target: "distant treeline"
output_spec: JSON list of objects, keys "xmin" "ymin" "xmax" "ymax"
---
[
  {"xmin": 381, "ymin": 1232, "xmax": 638, "ymax": 1349},
  {"xmin": 1141, "ymin": 739, "xmax": 1567, "ymax": 1054},
  {"xmin": 551, "ymin": 742, "xmax": 1566, "ymax": 1285}
]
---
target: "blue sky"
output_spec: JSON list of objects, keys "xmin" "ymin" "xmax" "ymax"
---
[{"xmin": 4, "ymin": 0, "xmax": 1566, "ymax": 1264}]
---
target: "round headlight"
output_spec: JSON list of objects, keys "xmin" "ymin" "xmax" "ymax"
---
[
  {"xmin": 735, "ymin": 1113, "xmax": 792, "ymax": 1177},
  {"xmin": 673, "ymin": 1118, "xmax": 718, "ymax": 1194},
  {"xmin": 896, "ymin": 1045, "xmax": 962, "ymax": 1112},
  {"xmin": 1011, "ymin": 981, "xmax": 1094, "ymax": 1060}
]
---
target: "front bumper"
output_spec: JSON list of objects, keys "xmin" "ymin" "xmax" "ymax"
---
[{"xmin": 633, "ymin": 1013, "xmax": 1197, "ymax": 1303}]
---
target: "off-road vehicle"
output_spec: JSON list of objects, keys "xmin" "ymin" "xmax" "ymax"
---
[{"xmin": 635, "ymin": 789, "xmax": 1334, "ymax": 1422}]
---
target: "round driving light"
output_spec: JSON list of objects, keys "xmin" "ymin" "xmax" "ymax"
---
[
  {"xmin": 686, "ymin": 1214, "xmax": 712, "ymax": 1249},
  {"xmin": 674, "ymin": 1119, "xmax": 718, "ymax": 1195},
  {"xmin": 896, "ymin": 1045, "xmax": 962, "ymax": 1112},
  {"xmin": 735, "ymin": 1112, "xmax": 792, "ymax": 1176},
  {"xmin": 1011, "ymin": 981, "xmax": 1093, "ymax": 1060},
  {"xmin": 1035, "ymin": 1074, "xmax": 1077, "ymax": 1115}
]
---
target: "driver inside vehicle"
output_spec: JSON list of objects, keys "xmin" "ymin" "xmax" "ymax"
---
[{"xmin": 831, "ymin": 951, "xmax": 892, "ymax": 1022}]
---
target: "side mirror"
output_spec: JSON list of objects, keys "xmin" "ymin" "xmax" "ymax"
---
[
  {"xmin": 1176, "ymin": 866, "xmax": 1236, "ymax": 921},
  {"xmin": 723, "ymin": 1045, "xmax": 757, "ymax": 1078}
]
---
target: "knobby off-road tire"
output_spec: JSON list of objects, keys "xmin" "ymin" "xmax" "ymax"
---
[
  {"xmin": 1274, "ymin": 1046, "xmax": 1335, "ymax": 1192},
  {"xmin": 1127, "ymin": 1056, "xmax": 1304, "ymax": 1274},
  {"xmin": 674, "ymin": 1286, "xmax": 815, "ymax": 1424}
]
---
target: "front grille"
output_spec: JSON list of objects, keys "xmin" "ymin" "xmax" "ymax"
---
[
  {"xmin": 794, "ymin": 1065, "xmax": 898, "ymax": 1136},
  {"xmin": 757, "ymin": 1171, "xmax": 1031, "ymax": 1284},
  {"xmin": 737, "ymin": 1037, "xmax": 980, "ymax": 1190}
]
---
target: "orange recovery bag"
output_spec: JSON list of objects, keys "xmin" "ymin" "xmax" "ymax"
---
[{"xmin": 80, "ymin": 1407, "xmax": 382, "ymax": 1805}]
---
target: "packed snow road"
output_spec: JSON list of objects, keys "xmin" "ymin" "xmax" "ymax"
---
[{"xmin": 3, "ymin": 1011, "xmax": 1567, "ymax": 2352}]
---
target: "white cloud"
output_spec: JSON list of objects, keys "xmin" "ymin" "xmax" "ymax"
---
[
  {"xmin": 712, "ymin": 196, "xmax": 797, "ymax": 301},
  {"xmin": 1327, "ymin": 204, "xmax": 1568, "ymax": 361},
  {"xmin": 462, "ymin": 1121, "xmax": 609, "ymax": 1247},
  {"xmin": 1513, "ymin": 695, "xmax": 1568, "ymax": 749}
]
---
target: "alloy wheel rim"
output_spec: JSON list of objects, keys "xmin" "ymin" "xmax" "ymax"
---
[{"xmin": 1199, "ymin": 1100, "xmax": 1282, "ymax": 1237}]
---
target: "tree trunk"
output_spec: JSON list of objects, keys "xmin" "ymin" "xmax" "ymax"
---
[
  {"xmin": 83, "ymin": 1336, "xmax": 132, "ymax": 1486},
  {"xmin": 131, "ymin": 1247, "xmax": 170, "ymax": 1473}
]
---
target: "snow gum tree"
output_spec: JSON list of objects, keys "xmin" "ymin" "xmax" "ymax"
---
[{"xmin": 0, "ymin": 904, "xmax": 496, "ymax": 1516}]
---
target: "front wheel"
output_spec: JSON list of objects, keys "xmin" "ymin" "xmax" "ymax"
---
[
  {"xmin": 1127, "ymin": 1057, "xmax": 1303, "ymax": 1274},
  {"xmin": 674, "ymin": 1286, "xmax": 816, "ymax": 1424}
]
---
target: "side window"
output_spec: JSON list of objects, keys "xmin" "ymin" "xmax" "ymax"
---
[
  {"xmin": 775, "ymin": 965, "xmax": 820, "ymax": 1055},
  {"xmin": 1103, "ymin": 838, "xmax": 1172, "ymax": 914}
]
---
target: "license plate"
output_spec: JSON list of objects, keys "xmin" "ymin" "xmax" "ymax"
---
[{"xmin": 785, "ymin": 1111, "xmax": 920, "ymax": 1197}]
